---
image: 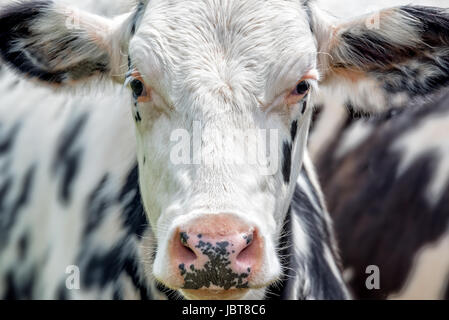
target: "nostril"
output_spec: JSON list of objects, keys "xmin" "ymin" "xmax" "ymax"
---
[
  {"xmin": 174, "ymin": 231, "xmax": 197, "ymax": 263},
  {"xmin": 236, "ymin": 240, "xmax": 253, "ymax": 264},
  {"xmin": 180, "ymin": 244, "xmax": 197, "ymax": 261}
]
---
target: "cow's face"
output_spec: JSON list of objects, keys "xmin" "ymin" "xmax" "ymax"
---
[
  {"xmin": 2, "ymin": 0, "xmax": 448, "ymax": 300},
  {"xmin": 127, "ymin": 0, "xmax": 316, "ymax": 298}
]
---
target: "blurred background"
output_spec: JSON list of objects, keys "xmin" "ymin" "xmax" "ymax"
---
[{"xmin": 314, "ymin": 0, "xmax": 449, "ymax": 300}]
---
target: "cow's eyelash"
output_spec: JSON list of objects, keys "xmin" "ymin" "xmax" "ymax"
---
[
  {"xmin": 124, "ymin": 73, "xmax": 137, "ymax": 90},
  {"xmin": 263, "ymin": 84, "xmax": 309, "ymax": 115},
  {"xmin": 280, "ymin": 79, "xmax": 312, "ymax": 107}
]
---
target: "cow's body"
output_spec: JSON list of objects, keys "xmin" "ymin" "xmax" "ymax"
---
[
  {"xmin": 0, "ymin": 65, "xmax": 153, "ymax": 299},
  {"xmin": 0, "ymin": 0, "xmax": 155, "ymax": 298},
  {"xmin": 314, "ymin": 90, "xmax": 449, "ymax": 299}
]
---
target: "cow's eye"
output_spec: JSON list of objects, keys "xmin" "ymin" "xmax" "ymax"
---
[
  {"xmin": 130, "ymin": 79, "xmax": 144, "ymax": 98},
  {"xmin": 293, "ymin": 81, "xmax": 310, "ymax": 96},
  {"xmin": 125, "ymin": 71, "xmax": 150, "ymax": 102},
  {"xmin": 285, "ymin": 80, "xmax": 311, "ymax": 105}
]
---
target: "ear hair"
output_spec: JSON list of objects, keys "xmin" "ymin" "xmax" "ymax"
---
[
  {"xmin": 0, "ymin": 0, "xmax": 136, "ymax": 86},
  {"xmin": 311, "ymin": 5, "xmax": 449, "ymax": 114},
  {"xmin": 329, "ymin": 6, "xmax": 449, "ymax": 72}
]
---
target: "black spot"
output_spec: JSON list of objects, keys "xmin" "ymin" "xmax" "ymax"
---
[
  {"xmin": 18, "ymin": 233, "xmax": 29, "ymax": 260},
  {"xmin": 244, "ymin": 234, "xmax": 252, "ymax": 245},
  {"xmin": 309, "ymin": 104, "xmax": 323, "ymax": 133},
  {"xmin": 4, "ymin": 268, "xmax": 36, "ymax": 300},
  {"xmin": 216, "ymin": 241, "xmax": 229, "ymax": 254},
  {"xmin": 179, "ymin": 264, "xmax": 186, "ymax": 276},
  {"xmin": 301, "ymin": 101, "xmax": 307, "ymax": 114},
  {"xmin": 56, "ymin": 283, "xmax": 69, "ymax": 300},
  {"xmin": 130, "ymin": 1, "xmax": 146, "ymax": 35},
  {"xmin": 81, "ymin": 242, "xmax": 133, "ymax": 290},
  {"xmin": 0, "ymin": 165, "xmax": 36, "ymax": 248},
  {"xmin": 180, "ymin": 232, "xmax": 189, "ymax": 245},
  {"xmin": 282, "ymin": 142, "xmax": 292, "ymax": 184},
  {"xmin": 0, "ymin": 178, "xmax": 13, "ymax": 214},
  {"xmin": 301, "ymin": 167, "xmax": 323, "ymax": 211},
  {"xmin": 0, "ymin": 122, "xmax": 21, "ymax": 155},
  {"xmin": 133, "ymin": 102, "xmax": 142, "ymax": 123},
  {"xmin": 290, "ymin": 120, "xmax": 298, "ymax": 142},
  {"xmin": 134, "ymin": 111, "xmax": 142, "ymax": 123},
  {"xmin": 118, "ymin": 164, "xmax": 148, "ymax": 238},
  {"xmin": 53, "ymin": 114, "xmax": 87, "ymax": 204},
  {"xmin": 61, "ymin": 154, "xmax": 80, "ymax": 202},
  {"xmin": 84, "ymin": 174, "xmax": 111, "ymax": 237}
]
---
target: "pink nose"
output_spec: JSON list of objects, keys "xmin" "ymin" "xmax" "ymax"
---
[{"xmin": 169, "ymin": 215, "xmax": 263, "ymax": 290}]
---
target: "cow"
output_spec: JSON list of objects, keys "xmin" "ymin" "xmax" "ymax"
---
[
  {"xmin": 0, "ymin": 64, "xmax": 344, "ymax": 299},
  {"xmin": 313, "ymin": 88, "xmax": 449, "ymax": 300},
  {"xmin": 0, "ymin": 0, "xmax": 448, "ymax": 299}
]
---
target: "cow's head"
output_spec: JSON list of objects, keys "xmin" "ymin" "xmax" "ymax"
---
[{"xmin": 1, "ymin": 0, "xmax": 448, "ymax": 299}]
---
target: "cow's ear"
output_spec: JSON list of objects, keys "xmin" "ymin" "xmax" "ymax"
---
[
  {"xmin": 311, "ymin": 4, "xmax": 449, "ymax": 113},
  {"xmin": 0, "ymin": 0, "xmax": 134, "ymax": 86}
]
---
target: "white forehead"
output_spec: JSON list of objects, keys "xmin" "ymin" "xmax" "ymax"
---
[{"xmin": 129, "ymin": 0, "xmax": 316, "ymax": 104}]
